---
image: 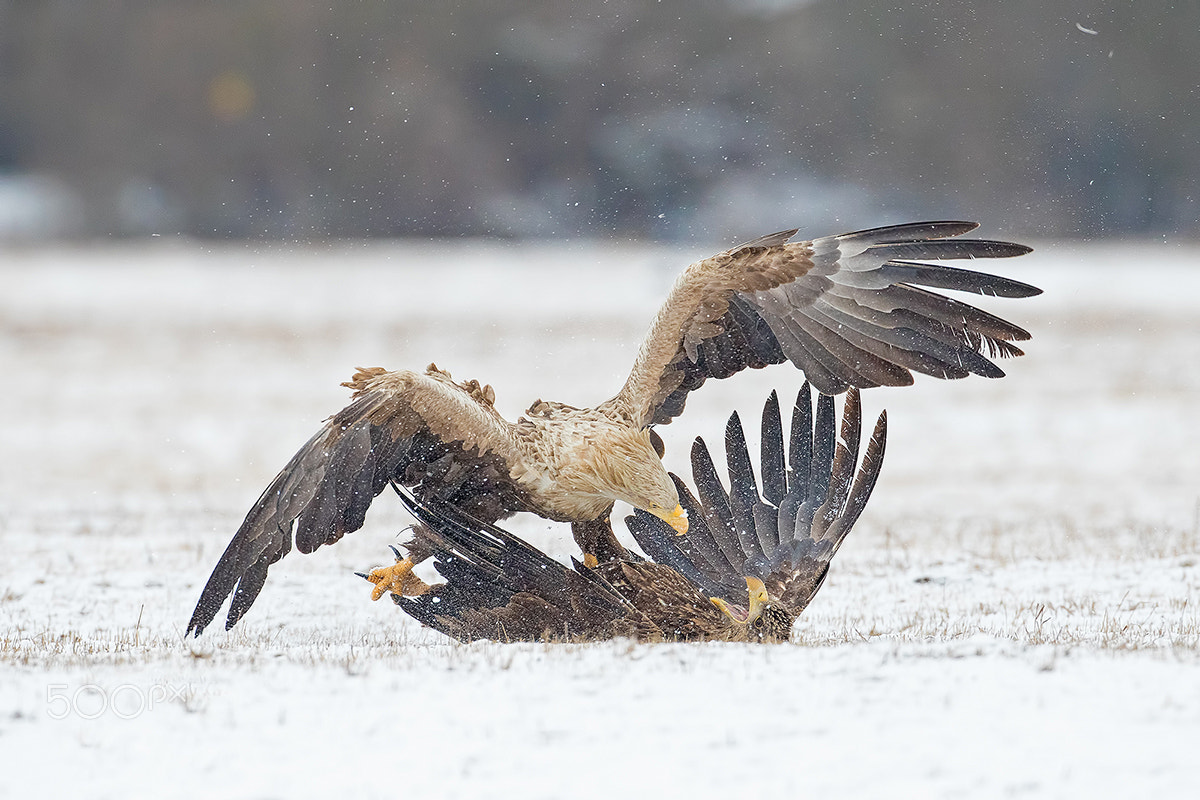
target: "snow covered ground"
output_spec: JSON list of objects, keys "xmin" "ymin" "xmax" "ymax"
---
[{"xmin": 2, "ymin": 234, "xmax": 1199, "ymax": 797}]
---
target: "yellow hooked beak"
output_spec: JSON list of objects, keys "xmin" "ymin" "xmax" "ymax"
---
[
  {"xmin": 744, "ymin": 577, "xmax": 769, "ymax": 619},
  {"xmin": 710, "ymin": 577, "xmax": 771, "ymax": 624},
  {"xmin": 660, "ymin": 503, "xmax": 688, "ymax": 535}
]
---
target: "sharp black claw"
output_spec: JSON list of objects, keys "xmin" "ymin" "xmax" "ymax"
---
[
  {"xmin": 389, "ymin": 545, "xmax": 404, "ymax": 560},
  {"xmin": 354, "ymin": 571, "xmax": 372, "ymax": 581}
]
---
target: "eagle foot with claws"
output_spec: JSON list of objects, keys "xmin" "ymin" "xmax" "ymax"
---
[{"xmin": 363, "ymin": 549, "xmax": 431, "ymax": 600}]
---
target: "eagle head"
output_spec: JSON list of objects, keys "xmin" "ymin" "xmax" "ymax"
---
[
  {"xmin": 710, "ymin": 577, "xmax": 795, "ymax": 643},
  {"xmin": 569, "ymin": 426, "xmax": 687, "ymax": 534}
]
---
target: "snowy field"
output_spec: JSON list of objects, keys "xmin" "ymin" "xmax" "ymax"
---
[{"xmin": 2, "ymin": 234, "xmax": 1199, "ymax": 797}]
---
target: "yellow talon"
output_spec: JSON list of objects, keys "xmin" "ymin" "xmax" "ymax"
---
[{"xmin": 364, "ymin": 556, "xmax": 431, "ymax": 600}]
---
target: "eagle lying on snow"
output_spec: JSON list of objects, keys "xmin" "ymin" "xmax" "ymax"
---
[
  {"xmin": 384, "ymin": 385, "xmax": 885, "ymax": 643},
  {"xmin": 186, "ymin": 220, "xmax": 1038, "ymax": 636}
]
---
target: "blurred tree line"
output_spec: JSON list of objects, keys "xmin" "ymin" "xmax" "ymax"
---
[{"xmin": 0, "ymin": 0, "xmax": 1195, "ymax": 240}]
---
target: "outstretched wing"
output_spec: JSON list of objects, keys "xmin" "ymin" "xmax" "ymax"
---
[
  {"xmin": 626, "ymin": 384, "xmax": 886, "ymax": 614},
  {"xmin": 607, "ymin": 221, "xmax": 1038, "ymax": 427},
  {"xmin": 763, "ymin": 386, "xmax": 886, "ymax": 612},
  {"xmin": 388, "ymin": 485, "xmax": 639, "ymax": 643},
  {"xmin": 186, "ymin": 364, "xmax": 528, "ymax": 636}
]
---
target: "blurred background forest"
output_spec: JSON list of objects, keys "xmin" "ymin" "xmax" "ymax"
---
[{"xmin": 0, "ymin": 0, "xmax": 1195, "ymax": 241}]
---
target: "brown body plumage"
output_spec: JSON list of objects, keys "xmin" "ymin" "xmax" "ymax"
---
[
  {"xmin": 187, "ymin": 221, "xmax": 1036, "ymax": 636},
  {"xmin": 389, "ymin": 385, "xmax": 885, "ymax": 644}
]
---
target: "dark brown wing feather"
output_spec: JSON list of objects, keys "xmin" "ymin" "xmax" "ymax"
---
[
  {"xmin": 390, "ymin": 486, "xmax": 731, "ymax": 642},
  {"xmin": 772, "ymin": 392, "xmax": 887, "ymax": 614},
  {"xmin": 628, "ymin": 384, "xmax": 886, "ymax": 616},
  {"xmin": 593, "ymin": 560, "xmax": 732, "ymax": 640},
  {"xmin": 388, "ymin": 485, "xmax": 644, "ymax": 642},
  {"xmin": 186, "ymin": 365, "xmax": 526, "ymax": 636},
  {"xmin": 610, "ymin": 221, "xmax": 1039, "ymax": 427}
]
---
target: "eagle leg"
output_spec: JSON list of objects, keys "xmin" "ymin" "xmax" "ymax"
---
[
  {"xmin": 571, "ymin": 514, "xmax": 627, "ymax": 565},
  {"xmin": 363, "ymin": 551, "xmax": 432, "ymax": 600}
]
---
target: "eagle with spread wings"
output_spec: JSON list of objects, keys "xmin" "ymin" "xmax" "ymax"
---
[
  {"xmin": 187, "ymin": 221, "xmax": 1037, "ymax": 636},
  {"xmin": 387, "ymin": 385, "xmax": 884, "ymax": 643}
]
